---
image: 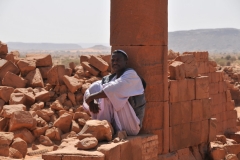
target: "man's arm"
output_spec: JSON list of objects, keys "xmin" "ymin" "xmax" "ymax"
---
[{"xmin": 85, "ymin": 90, "xmax": 107, "ymax": 113}]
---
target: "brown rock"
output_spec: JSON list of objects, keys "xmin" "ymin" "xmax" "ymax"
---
[
  {"xmin": 45, "ymin": 127, "xmax": 62, "ymax": 141},
  {"xmin": 50, "ymin": 100, "xmax": 64, "ymax": 111},
  {"xmin": 75, "ymin": 137, "xmax": 98, "ymax": 150},
  {"xmin": 53, "ymin": 113, "xmax": 72, "ymax": 133},
  {"xmin": 32, "ymin": 144, "xmax": 39, "ymax": 150},
  {"xmin": 78, "ymin": 120, "xmax": 113, "ymax": 141},
  {"xmin": 65, "ymin": 68, "xmax": 72, "ymax": 76},
  {"xmin": 216, "ymin": 135, "xmax": 227, "ymax": 144},
  {"xmin": 225, "ymin": 154, "xmax": 238, "ymax": 160},
  {"xmin": 13, "ymin": 88, "xmax": 35, "ymax": 106},
  {"xmin": 169, "ymin": 61, "xmax": 185, "ymax": 80},
  {"xmin": 30, "ymin": 101, "xmax": 44, "ymax": 111},
  {"xmin": 0, "ymin": 41, "xmax": 8, "ymax": 54},
  {"xmin": 0, "ymin": 117, "xmax": 9, "ymax": 131},
  {"xmin": 26, "ymin": 53, "xmax": 52, "ymax": 67},
  {"xmin": 72, "ymin": 120, "xmax": 81, "ymax": 133},
  {"xmin": 0, "ymin": 86, "xmax": 14, "ymax": 102},
  {"xmin": 0, "ymin": 104, "xmax": 26, "ymax": 118},
  {"xmin": 2, "ymin": 71, "xmax": 27, "ymax": 88},
  {"xmin": 39, "ymin": 135, "xmax": 54, "ymax": 146},
  {"xmin": 78, "ymin": 118, "xmax": 86, "ymax": 126},
  {"xmin": 0, "ymin": 132, "xmax": 13, "ymax": 156},
  {"xmin": 33, "ymin": 126, "xmax": 48, "ymax": 137},
  {"xmin": 47, "ymin": 65, "xmax": 66, "ymax": 85},
  {"xmin": 61, "ymin": 131, "xmax": 77, "ymax": 140},
  {"xmin": 101, "ymin": 71, "xmax": 110, "ymax": 77},
  {"xmin": 63, "ymin": 100, "xmax": 73, "ymax": 108},
  {"xmin": 195, "ymin": 76, "xmax": 209, "ymax": 99},
  {"xmin": 80, "ymin": 55, "xmax": 91, "ymax": 63},
  {"xmin": 38, "ymin": 66, "xmax": 52, "ymax": 79},
  {"xmin": 16, "ymin": 59, "xmax": 36, "ymax": 76},
  {"xmin": 69, "ymin": 62, "xmax": 76, "ymax": 70},
  {"xmin": 0, "ymin": 59, "xmax": 20, "ymax": 81},
  {"xmin": 73, "ymin": 112, "xmax": 90, "ymax": 121},
  {"xmin": 59, "ymin": 85, "xmax": 68, "ymax": 94},
  {"xmin": 11, "ymin": 137, "xmax": 27, "ymax": 157},
  {"xmin": 89, "ymin": 55, "xmax": 109, "ymax": 72},
  {"xmin": 81, "ymin": 83, "xmax": 91, "ymax": 94},
  {"xmin": 36, "ymin": 110, "xmax": 50, "ymax": 122},
  {"xmin": 176, "ymin": 54, "xmax": 198, "ymax": 78},
  {"xmin": 53, "ymin": 145, "xmax": 59, "ymax": 151},
  {"xmin": 25, "ymin": 68, "xmax": 44, "ymax": 88},
  {"xmin": 68, "ymin": 92, "xmax": 77, "ymax": 106},
  {"xmin": 209, "ymin": 141, "xmax": 226, "ymax": 160},
  {"xmin": 9, "ymin": 92, "xmax": 27, "ymax": 105},
  {"xmin": 9, "ymin": 147, "xmax": 23, "ymax": 159},
  {"xmin": 81, "ymin": 62, "xmax": 100, "ymax": 76},
  {"xmin": 75, "ymin": 93, "xmax": 83, "ymax": 104},
  {"xmin": 62, "ymin": 75, "xmax": 83, "ymax": 93},
  {"xmin": 35, "ymin": 90, "xmax": 50, "ymax": 102},
  {"xmin": 9, "ymin": 111, "xmax": 36, "ymax": 131},
  {"xmin": 0, "ymin": 99, "xmax": 5, "ymax": 111},
  {"xmin": 13, "ymin": 128, "xmax": 35, "ymax": 144}
]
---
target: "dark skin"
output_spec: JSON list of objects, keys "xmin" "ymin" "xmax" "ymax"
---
[{"xmin": 86, "ymin": 52, "xmax": 128, "ymax": 113}]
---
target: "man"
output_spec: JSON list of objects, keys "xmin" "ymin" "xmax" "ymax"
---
[{"xmin": 83, "ymin": 50, "xmax": 146, "ymax": 135}]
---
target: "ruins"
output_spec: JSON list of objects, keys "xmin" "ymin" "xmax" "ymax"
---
[{"xmin": 1, "ymin": 0, "xmax": 240, "ymax": 160}]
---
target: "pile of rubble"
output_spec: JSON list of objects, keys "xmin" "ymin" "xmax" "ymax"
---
[{"xmin": 0, "ymin": 41, "xmax": 114, "ymax": 159}]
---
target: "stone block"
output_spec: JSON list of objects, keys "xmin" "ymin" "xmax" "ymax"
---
[
  {"xmin": 47, "ymin": 65, "xmax": 66, "ymax": 85},
  {"xmin": 97, "ymin": 143, "xmax": 120, "ymax": 160},
  {"xmin": 9, "ymin": 111, "xmax": 36, "ymax": 132},
  {"xmin": 38, "ymin": 66, "xmax": 52, "ymax": 79},
  {"xmin": 13, "ymin": 88, "xmax": 35, "ymax": 106},
  {"xmin": 13, "ymin": 128, "xmax": 35, "ymax": 144},
  {"xmin": 2, "ymin": 71, "xmax": 27, "ymax": 88},
  {"xmin": 201, "ymin": 120, "xmax": 209, "ymax": 143},
  {"xmin": 80, "ymin": 55, "xmax": 91, "ymax": 63},
  {"xmin": 226, "ymin": 90, "xmax": 232, "ymax": 102},
  {"xmin": 110, "ymin": 0, "xmax": 167, "ymax": 45},
  {"xmin": 25, "ymin": 68, "xmax": 44, "ymax": 88},
  {"xmin": 26, "ymin": 54, "xmax": 52, "ymax": 67},
  {"xmin": 169, "ymin": 61, "xmax": 185, "ymax": 80},
  {"xmin": 158, "ymin": 152, "xmax": 178, "ymax": 160},
  {"xmin": 35, "ymin": 90, "xmax": 50, "ymax": 102},
  {"xmin": 0, "ymin": 59, "xmax": 20, "ymax": 81},
  {"xmin": 0, "ymin": 104, "xmax": 26, "ymax": 118},
  {"xmin": 202, "ymin": 98, "xmax": 211, "ymax": 120},
  {"xmin": 209, "ymin": 82, "xmax": 219, "ymax": 95},
  {"xmin": 183, "ymin": 51, "xmax": 208, "ymax": 62},
  {"xmin": 190, "ymin": 121, "xmax": 202, "ymax": 146},
  {"xmin": 0, "ymin": 86, "xmax": 14, "ymax": 102},
  {"xmin": 195, "ymin": 76, "xmax": 209, "ymax": 99},
  {"xmin": 9, "ymin": 93, "xmax": 27, "ymax": 105},
  {"xmin": 89, "ymin": 55, "xmax": 109, "ymax": 72},
  {"xmin": 0, "ymin": 41, "xmax": 8, "ymax": 54},
  {"xmin": 16, "ymin": 59, "xmax": 36, "ymax": 76},
  {"xmin": 81, "ymin": 62, "xmax": 100, "ymax": 76},
  {"xmin": 226, "ymin": 100, "xmax": 235, "ymax": 111},
  {"xmin": 62, "ymin": 75, "xmax": 83, "ymax": 93},
  {"xmin": 196, "ymin": 62, "xmax": 205, "ymax": 74},
  {"xmin": 209, "ymin": 118, "xmax": 217, "ymax": 142},
  {"xmin": 192, "ymin": 100, "xmax": 203, "ymax": 122}
]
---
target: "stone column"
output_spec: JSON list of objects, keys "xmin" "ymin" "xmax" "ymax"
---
[{"xmin": 110, "ymin": 0, "xmax": 169, "ymax": 154}]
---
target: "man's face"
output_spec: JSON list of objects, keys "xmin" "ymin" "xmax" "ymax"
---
[{"xmin": 111, "ymin": 53, "xmax": 127, "ymax": 73}]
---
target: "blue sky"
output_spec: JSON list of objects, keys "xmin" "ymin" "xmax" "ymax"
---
[{"xmin": 0, "ymin": 0, "xmax": 239, "ymax": 43}]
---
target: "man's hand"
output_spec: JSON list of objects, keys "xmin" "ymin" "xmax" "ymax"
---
[{"xmin": 89, "ymin": 101, "xmax": 100, "ymax": 114}]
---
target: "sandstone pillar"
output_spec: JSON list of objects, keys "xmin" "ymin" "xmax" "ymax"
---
[{"xmin": 110, "ymin": 0, "xmax": 168, "ymax": 154}]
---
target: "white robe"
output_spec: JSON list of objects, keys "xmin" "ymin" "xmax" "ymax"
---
[{"xmin": 83, "ymin": 70, "xmax": 144, "ymax": 135}]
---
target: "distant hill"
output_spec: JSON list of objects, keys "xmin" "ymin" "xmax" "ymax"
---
[
  {"xmin": 169, "ymin": 28, "xmax": 240, "ymax": 53},
  {"xmin": 7, "ymin": 42, "xmax": 82, "ymax": 51},
  {"xmin": 89, "ymin": 45, "xmax": 110, "ymax": 50}
]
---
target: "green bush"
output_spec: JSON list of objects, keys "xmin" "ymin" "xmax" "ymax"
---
[{"xmin": 225, "ymin": 55, "xmax": 231, "ymax": 60}]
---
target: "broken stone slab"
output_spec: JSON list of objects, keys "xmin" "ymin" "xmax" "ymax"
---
[
  {"xmin": 25, "ymin": 68, "xmax": 44, "ymax": 88},
  {"xmin": 13, "ymin": 88, "xmax": 35, "ymax": 106},
  {"xmin": 50, "ymin": 100, "xmax": 64, "ymax": 111},
  {"xmin": 169, "ymin": 61, "xmax": 185, "ymax": 80},
  {"xmin": 9, "ymin": 147, "xmax": 23, "ymax": 159},
  {"xmin": 65, "ymin": 68, "xmax": 72, "ymax": 76},
  {"xmin": 68, "ymin": 92, "xmax": 76, "ymax": 106},
  {"xmin": 30, "ymin": 101, "xmax": 44, "ymax": 111},
  {"xmin": 75, "ymin": 137, "xmax": 98, "ymax": 150},
  {"xmin": 77, "ymin": 120, "xmax": 113, "ymax": 142},
  {"xmin": 0, "ymin": 132, "xmax": 13, "ymax": 156},
  {"xmin": 209, "ymin": 141, "xmax": 226, "ymax": 160},
  {"xmin": 10, "ymin": 137, "xmax": 27, "ymax": 158},
  {"xmin": 0, "ymin": 41, "xmax": 8, "ymax": 54},
  {"xmin": 0, "ymin": 104, "xmax": 26, "ymax": 118},
  {"xmin": 81, "ymin": 62, "xmax": 100, "ymax": 76},
  {"xmin": 47, "ymin": 65, "xmax": 66, "ymax": 86},
  {"xmin": 73, "ymin": 112, "xmax": 91, "ymax": 121},
  {"xmin": 39, "ymin": 135, "xmax": 54, "ymax": 146},
  {"xmin": 81, "ymin": 83, "xmax": 91, "ymax": 94},
  {"xmin": 13, "ymin": 128, "xmax": 35, "ymax": 144},
  {"xmin": 89, "ymin": 55, "xmax": 109, "ymax": 72},
  {"xmin": 2, "ymin": 71, "xmax": 27, "ymax": 88},
  {"xmin": 9, "ymin": 111, "xmax": 36, "ymax": 132},
  {"xmin": 80, "ymin": 55, "xmax": 91, "ymax": 63},
  {"xmin": 71, "ymin": 120, "xmax": 81, "ymax": 133},
  {"xmin": 26, "ymin": 53, "xmax": 52, "ymax": 67},
  {"xmin": 33, "ymin": 126, "xmax": 49, "ymax": 138},
  {"xmin": 9, "ymin": 92, "xmax": 27, "ymax": 105},
  {"xmin": 53, "ymin": 113, "xmax": 72, "ymax": 133},
  {"xmin": 38, "ymin": 66, "xmax": 52, "ymax": 79},
  {"xmin": 62, "ymin": 75, "xmax": 83, "ymax": 93},
  {"xmin": 16, "ymin": 59, "xmax": 36, "ymax": 76},
  {"xmin": 0, "ymin": 117, "xmax": 9, "ymax": 131},
  {"xmin": 45, "ymin": 127, "xmax": 62, "ymax": 141},
  {"xmin": 35, "ymin": 90, "xmax": 50, "ymax": 102},
  {"xmin": 0, "ymin": 86, "xmax": 14, "ymax": 102},
  {"xmin": 0, "ymin": 59, "xmax": 20, "ymax": 81}
]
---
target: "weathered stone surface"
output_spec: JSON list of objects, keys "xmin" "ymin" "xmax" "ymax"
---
[
  {"xmin": 80, "ymin": 55, "xmax": 91, "ymax": 63},
  {"xmin": 0, "ymin": 104, "xmax": 26, "ymax": 118},
  {"xmin": 50, "ymin": 100, "xmax": 64, "ymax": 111},
  {"xmin": 0, "ymin": 59, "xmax": 20, "ymax": 80},
  {"xmin": 0, "ymin": 41, "xmax": 8, "ymax": 54},
  {"xmin": 195, "ymin": 76, "xmax": 209, "ymax": 99},
  {"xmin": 110, "ymin": 0, "xmax": 167, "ymax": 45},
  {"xmin": 30, "ymin": 101, "xmax": 44, "ymax": 111},
  {"xmin": 89, "ymin": 55, "xmax": 109, "ymax": 72},
  {"xmin": 78, "ymin": 120, "xmax": 113, "ymax": 141},
  {"xmin": 11, "ymin": 137, "xmax": 27, "ymax": 157},
  {"xmin": 62, "ymin": 75, "xmax": 83, "ymax": 93},
  {"xmin": 9, "ymin": 147, "xmax": 23, "ymax": 159},
  {"xmin": 75, "ymin": 137, "xmax": 98, "ymax": 150},
  {"xmin": 2, "ymin": 71, "xmax": 27, "ymax": 88},
  {"xmin": 13, "ymin": 128, "xmax": 35, "ymax": 144},
  {"xmin": 33, "ymin": 126, "xmax": 48, "ymax": 137},
  {"xmin": 0, "ymin": 117, "xmax": 9, "ymax": 131},
  {"xmin": 26, "ymin": 54, "xmax": 52, "ymax": 67},
  {"xmin": 0, "ymin": 133, "xmax": 11, "ymax": 156},
  {"xmin": 81, "ymin": 62, "xmax": 100, "ymax": 76},
  {"xmin": 209, "ymin": 141, "xmax": 226, "ymax": 160},
  {"xmin": 73, "ymin": 112, "xmax": 90, "ymax": 121},
  {"xmin": 13, "ymin": 88, "xmax": 35, "ymax": 106},
  {"xmin": 38, "ymin": 66, "xmax": 52, "ymax": 79},
  {"xmin": 53, "ymin": 113, "xmax": 72, "ymax": 133},
  {"xmin": 47, "ymin": 65, "xmax": 66, "ymax": 85},
  {"xmin": 39, "ymin": 135, "xmax": 54, "ymax": 146},
  {"xmin": 45, "ymin": 127, "xmax": 62, "ymax": 141},
  {"xmin": 9, "ymin": 111, "xmax": 36, "ymax": 131},
  {"xmin": 35, "ymin": 90, "xmax": 50, "ymax": 102},
  {"xmin": 169, "ymin": 61, "xmax": 185, "ymax": 80},
  {"xmin": 0, "ymin": 86, "xmax": 14, "ymax": 102},
  {"xmin": 25, "ymin": 68, "xmax": 44, "ymax": 88},
  {"xmin": 68, "ymin": 92, "xmax": 76, "ymax": 106},
  {"xmin": 9, "ymin": 93, "xmax": 27, "ymax": 105},
  {"xmin": 36, "ymin": 110, "xmax": 50, "ymax": 122},
  {"xmin": 16, "ymin": 59, "xmax": 36, "ymax": 76},
  {"xmin": 72, "ymin": 120, "xmax": 81, "ymax": 133},
  {"xmin": 81, "ymin": 83, "xmax": 91, "ymax": 94}
]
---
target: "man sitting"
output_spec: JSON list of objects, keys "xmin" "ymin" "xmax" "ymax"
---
[{"xmin": 83, "ymin": 50, "xmax": 146, "ymax": 136}]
